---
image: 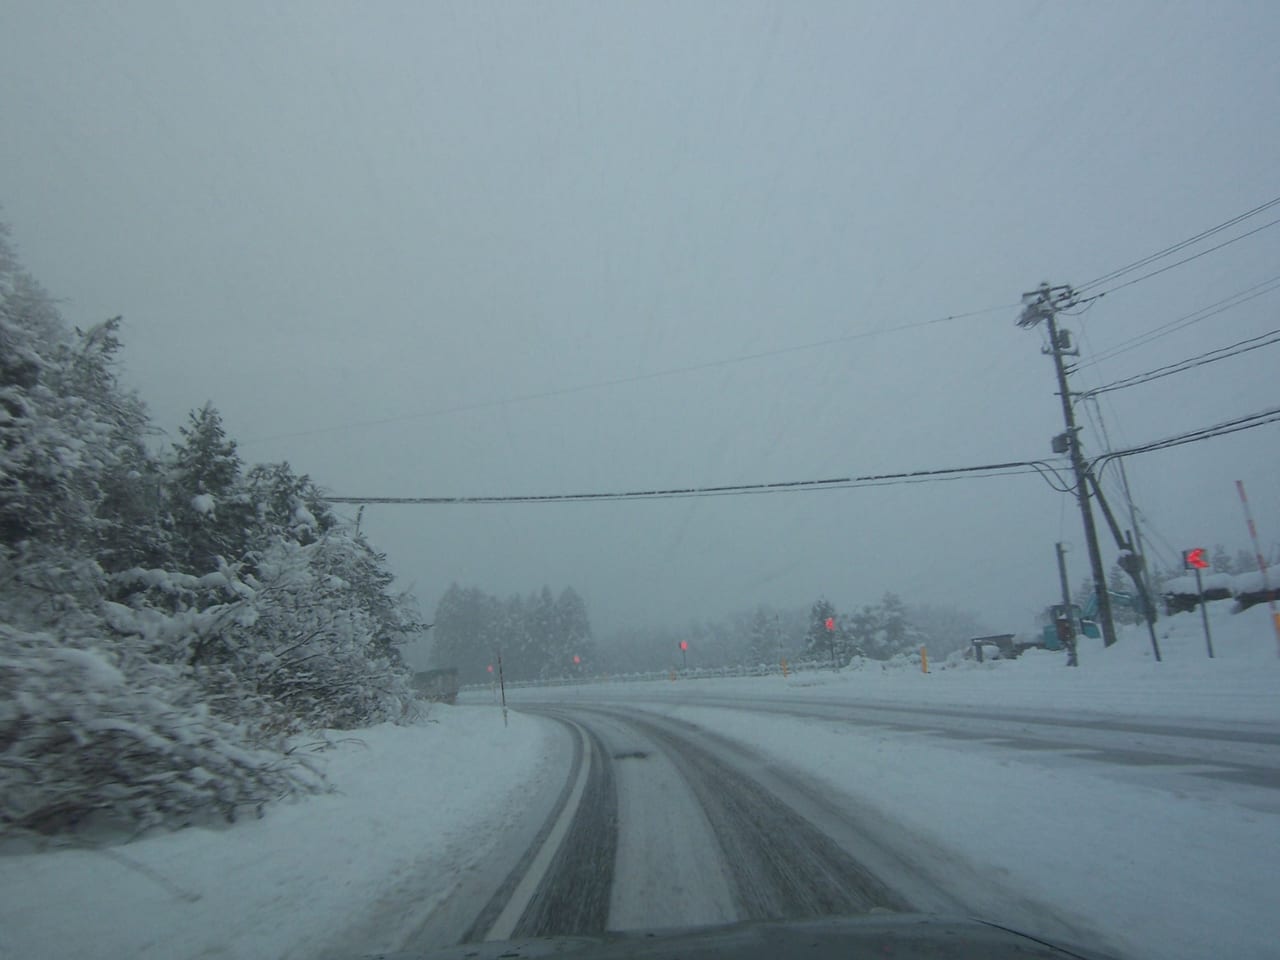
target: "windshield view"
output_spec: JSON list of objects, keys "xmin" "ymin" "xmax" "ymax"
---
[{"xmin": 2, "ymin": 4, "xmax": 1278, "ymax": 959}]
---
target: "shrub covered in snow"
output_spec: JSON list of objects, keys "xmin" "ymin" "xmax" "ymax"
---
[
  {"xmin": 0, "ymin": 222, "xmax": 419, "ymax": 837},
  {"xmin": 106, "ymin": 538, "xmax": 417, "ymax": 733},
  {"xmin": 0, "ymin": 625, "xmax": 325, "ymax": 834}
]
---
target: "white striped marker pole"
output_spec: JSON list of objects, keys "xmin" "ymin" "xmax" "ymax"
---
[{"xmin": 1236, "ymin": 480, "xmax": 1280, "ymax": 657}]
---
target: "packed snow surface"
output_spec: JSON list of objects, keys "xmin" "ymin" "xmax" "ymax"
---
[
  {"xmin": 0, "ymin": 706, "xmax": 553, "ymax": 960},
  {"xmin": 2, "ymin": 604, "xmax": 1276, "ymax": 960}
]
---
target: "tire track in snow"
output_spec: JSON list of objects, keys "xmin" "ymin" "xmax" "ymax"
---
[
  {"xmin": 605, "ymin": 710, "xmax": 911, "ymax": 921},
  {"xmin": 509, "ymin": 717, "xmax": 617, "ymax": 937}
]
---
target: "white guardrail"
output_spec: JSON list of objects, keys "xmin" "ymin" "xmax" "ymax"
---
[{"xmin": 460, "ymin": 658, "xmax": 845, "ymax": 692}]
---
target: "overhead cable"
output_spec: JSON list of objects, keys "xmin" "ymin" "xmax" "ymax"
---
[
  {"xmin": 1080, "ymin": 328, "xmax": 1280, "ymax": 398},
  {"xmin": 1077, "ymin": 195, "xmax": 1280, "ymax": 293},
  {"xmin": 1072, "ymin": 274, "xmax": 1280, "ymax": 369},
  {"xmin": 1093, "ymin": 405, "xmax": 1280, "ymax": 469},
  {"xmin": 1079, "ymin": 216, "xmax": 1280, "ymax": 301},
  {"xmin": 320, "ymin": 457, "xmax": 1061, "ymax": 505},
  {"xmin": 321, "ymin": 405, "xmax": 1279, "ymax": 506}
]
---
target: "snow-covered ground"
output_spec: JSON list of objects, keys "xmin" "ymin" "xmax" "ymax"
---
[
  {"xmin": 0, "ymin": 705, "xmax": 555, "ymax": 960},
  {"xmin": 640, "ymin": 698, "xmax": 1280, "ymax": 960},
  {"xmin": 562, "ymin": 600, "xmax": 1280, "ymax": 726},
  {"xmin": 2, "ymin": 604, "xmax": 1276, "ymax": 960},
  {"xmin": 510, "ymin": 602, "xmax": 1280, "ymax": 960}
]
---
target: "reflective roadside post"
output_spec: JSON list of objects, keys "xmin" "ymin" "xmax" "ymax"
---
[
  {"xmin": 1183, "ymin": 548, "xmax": 1214, "ymax": 659},
  {"xmin": 496, "ymin": 650, "xmax": 508, "ymax": 727}
]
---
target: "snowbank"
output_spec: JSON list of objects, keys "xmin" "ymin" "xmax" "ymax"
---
[
  {"xmin": 797, "ymin": 602, "xmax": 1280, "ymax": 724},
  {"xmin": 0, "ymin": 705, "xmax": 554, "ymax": 960},
  {"xmin": 552, "ymin": 605, "xmax": 1280, "ymax": 726}
]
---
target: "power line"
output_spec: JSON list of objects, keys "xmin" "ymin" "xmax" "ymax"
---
[
  {"xmin": 1077, "ymin": 194, "xmax": 1280, "ymax": 293},
  {"xmin": 1129, "ymin": 503, "xmax": 1184, "ymax": 575},
  {"xmin": 1080, "ymin": 327, "xmax": 1280, "ymax": 398},
  {"xmin": 1073, "ymin": 274, "xmax": 1280, "ymax": 370},
  {"xmin": 320, "ymin": 404, "xmax": 1280, "ymax": 506},
  {"xmin": 1094, "ymin": 405, "xmax": 1280, "ymax": 468},
  {"xmin": 320, "ymin": 457, "xmax": 1061, "ymax": 505},
  {"xmin": 1078, "ymin": 216, "xmax": 1280, "ymax": 301},
  {"xmin": 245, "ymin": 302, "xmax": 1016, "ymax": 446}
]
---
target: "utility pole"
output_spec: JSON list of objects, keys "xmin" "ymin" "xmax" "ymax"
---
[
  {"xmin": 1055, "ymin": 542, "xmax": 1079, "ymax": 666},
  {"xmin": 1083, "ymin": 470, "xmax": 1163, "ymax": 661},
  {"xmin": 1088, "ymin": 398, "xmax": 1162, "ymax": 661},
  {"xmin": 1018, "ymin": 283, "xmax": 1118, "ymax": 649}
]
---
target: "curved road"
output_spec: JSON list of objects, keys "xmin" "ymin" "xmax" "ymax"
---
[
  {"xmin": 473, "ymin": 705, "xmax": 914, "ymax": 940},
  {"xmin": 367, "ymin": 698, "xmax": 1112, "ymax": 957},
  {"xmin": 322, "ymin": 691, "xmax": 1280, "ymax": 959}
]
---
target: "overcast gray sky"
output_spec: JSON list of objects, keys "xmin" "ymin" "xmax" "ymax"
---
[{"xmin": 2, "ymin": 1, "xmax": 1277, "ymax": 654}]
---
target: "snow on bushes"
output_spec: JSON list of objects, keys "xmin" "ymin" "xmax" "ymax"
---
[
  {"xmin": 1, "ymin": 224, "xmax": 420, "ymax": 838},
  {"xmin": 0, "ymin": 625, "xmax": 324, "ymax": 835},
  {"xmin": 105, "ymin": 538, "xmax": 417, "ymax": 736}
]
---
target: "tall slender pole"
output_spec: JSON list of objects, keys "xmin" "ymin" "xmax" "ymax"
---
[
  {"xmin": 1236, "ymin": 480, "xmax": 1280, "ymax": 656},
  {"xmin": 1089, "ymin": 398, "xmax": 1163, "ymax": 661},
  {"xmin": 1194, "ymin": 566, "xmax": 1215, "ymax": 658},
  {"xmin": 497, "ymin": 650, "xmax": 508, "ymax": 727},
  {"xmin": 1042, "ymin": 304, "xmax": 1118, "ymax": 648},
  {"xmin": 1055, "ymin": 542, "xmax": 1079, "ymax": 666}
]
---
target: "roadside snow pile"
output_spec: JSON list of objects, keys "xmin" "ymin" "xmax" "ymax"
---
[
  {"xmin": 0, "ymin": 705, "xmax": 555, "ymax": 960},
  {"xmin": 770, "ymin": 602, "xmax": 1280, "ymax": 723},
  {"xmin": 1163, "ymin": 569, "xmax": 1278, "ymax": 609},
  {"xmin": 563, "ymin": 604, "xmax": 1280, "ymax": 725}
]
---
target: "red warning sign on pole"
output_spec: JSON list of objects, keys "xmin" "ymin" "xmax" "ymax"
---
[{"xmin": 1182, "ymin": 547, "xmax": 1209, "ymax": 570}]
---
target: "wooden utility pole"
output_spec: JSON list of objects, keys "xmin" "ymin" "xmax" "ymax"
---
[{"xmin": 1019, "ymin": 284, "xmax": 1118, "ymax": 649}]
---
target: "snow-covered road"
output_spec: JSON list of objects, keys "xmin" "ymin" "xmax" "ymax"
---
[
  {"xmin": 476, "ymin": 676, "xmax": 1280, "ymax": 960},
  {"xmin": 447, "ymin": 696, "xmax": 1121, "ymax": 956},
  {"xmin": 559, "ymin": 692, "xmax": 1280, "ymax": 810},
  {"xmin": 5, "ymin": 606, "xmax": 1277, "ymax": 960}
]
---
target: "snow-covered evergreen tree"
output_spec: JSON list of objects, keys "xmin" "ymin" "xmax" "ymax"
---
[
  {"xmin": 907, "ymin": 602, "xmax": 991, "ymax": 659},
  {"xmin": 555, "ymin": 586, "xmax": 593, "ymax": 671},
  {"xmin": 167, "ymin": 404, "xmax": 253, "ymax": 574},
  {"xmin": 0, "ymin": 224, "xmax": 418, "ymax": 836},
  {"xmin": 528, "ymin": 586, "xmax": 557, "ymax": 678},
  {"xmin": 745, "ymin": 605, "xmax": 781, "ymax": 666},
  {"xmin": 804, "ymin": 598, "xmax": 840, "ymax": 663},
  {"xmin": 243, "ymin": 461, "xmax": 334, "ymax": 551},
  {"xmin": 429, "ymin": 583, "xmax": 594, "ymax": 682},
  {"xmin": 843, "ymin": 605, "xmax": 878, "ymax": 659},
  {"xmin": 1210, "ymin": 545, "xmax": 1234, "ymax": 575},
  {"xmin": 1235, "ymin": 549, "xmax": 1258, "ymax": 574},
  {"xmin": 429, "ymin": 584, "xmax": 492, "ymax": 684}
]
